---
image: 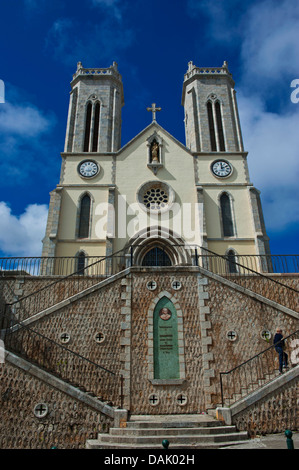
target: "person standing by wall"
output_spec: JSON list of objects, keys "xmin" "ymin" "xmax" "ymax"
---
[{"xmin": 274, "ymin": 328, "xmax": 289, "ymax": 373}]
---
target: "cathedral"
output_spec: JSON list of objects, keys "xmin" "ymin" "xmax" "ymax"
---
[
  {"xmin": 41, "ymin": 60, "xmax": 270, "ymax": 272},
  {"xmin": 0, "ymin": 61, "xmax": 298, "ymax": 449}
]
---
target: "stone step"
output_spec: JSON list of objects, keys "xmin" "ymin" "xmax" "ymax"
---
[
  {"xmin": 87, "ymin": 431, "xmax": 249, "ymax": 449},
  {"xmin": 126, "ymin": 420, "xmax": 221, "ymax": 429},
  {"xmin": 127, "ymin": 413, "xmax": 219, "ymax": 429},
  {"xmin": 86, "ymin": 413, "xmax": 250, "ymax": 449},
  {"xmin": 86, "ymin": 440, "xmax": 247, "ymax": 449},
  {"xmin": 110, "ymin": 425, "xmax": 237, "ymax": 437},
  {"xmin": 97, "ymin": 431, "xmax": 248, "ymax": 445}
]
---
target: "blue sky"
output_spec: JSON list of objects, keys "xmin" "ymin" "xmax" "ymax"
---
[{"xmin": 0, "ymin": 0, "xmax": 298, "ymax": 256}]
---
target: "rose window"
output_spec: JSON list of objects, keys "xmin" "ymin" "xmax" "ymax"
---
[
  {"xmin": 137, "ymin": 181, "xmax": 175, "ymax": 213},
  {"xmin": 143, "ymin": 187, "xmax": 169, "ymax": 210}
]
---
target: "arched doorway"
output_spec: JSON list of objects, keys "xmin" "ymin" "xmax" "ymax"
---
[
  {"xmin": 142, "ymin": 247, "xmax": 172, "ymax": 266},
  {"xmin": 127, "ymin": 227, "xmax": 193, "ymax": 267}
]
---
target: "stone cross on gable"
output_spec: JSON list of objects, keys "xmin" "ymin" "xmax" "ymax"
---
[{"xmin": 147, "ymin": 103, "xmax": 161, "ymax": 121}]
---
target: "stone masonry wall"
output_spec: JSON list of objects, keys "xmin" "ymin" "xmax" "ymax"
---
[
  {"xmin": 0, "ymin": 361, "xmax": 113, "ymax": 449},
  {"xmin": 130, "ymin": 271, "xmax": 205, "ymax": 414},
  {"xmin": 205, "ymin": 276, "xmax": 298, "ymax": 406},
  {"xmin": 1, "ymin": 276, "xmax": 124, "ymax": 405},
  {"xmin": 0, "ymin": 269, "xmax": 298, "ymax": 448},
  {"xmin": 233, "ymin": 377, "xmax": 298, "ymax": 437}
]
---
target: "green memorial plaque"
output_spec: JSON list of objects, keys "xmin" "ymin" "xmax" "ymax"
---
[{"xmin": 153, "ymin": 296, "xmax": 180, "ymax": 379}]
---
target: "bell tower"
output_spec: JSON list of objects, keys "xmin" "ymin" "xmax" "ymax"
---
[
  {"xmin": 41, "ymin": 62, "xmax": 124, "ymax": 264},
  {"xmin": 182, "ymin": 61, "xmax": 244, "ymax": 153},
  {"xmin": 181, "ymin": 60, "xmax": 271, "ymax": 260},
  {"xmin": 65, "ymin": 61, "xmax": 124, "ymax": 153}
]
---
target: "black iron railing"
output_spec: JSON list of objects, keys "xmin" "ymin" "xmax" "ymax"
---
[
  {"xmin": 219, "ymin": 330, "xmax": 299, "ymax": 407},
  {"xmin": 1, "ymin": 251, "xmax": 298, "ymax": 277},
  {"xmin": 199, "ymin": 247, "xmax": 299, "ymax": 312},
  {"xmin": 0, "ymin": 255, "xmax": 117, "ymax": 277},
  {"xmin": 2, "ymin": 247, "xmax": 129, "ymax": 322},
  {"xmin": 198, "ymin": 250, "xmax": 299, "ymax": 275},
  {"xmin": 1, "ymin": 246, "xmax": 298, "ymax": 324},
  {"xmin": 1, "ymin": 314, "xmax": 123, "ymax": 407}
]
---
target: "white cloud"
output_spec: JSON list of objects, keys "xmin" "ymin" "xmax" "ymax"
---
[
  {"xmin": 238, "ymin": 92, "xmax": 299, "ymax": 231},
  {"xmin": 0, "ymin": 85, "xmax": 57, "ymax": 186},
  {"xmin": 0, "ymin": 202, "xmax": 48, "ymax": 257},
  {"xmin": 240, "ymin": 0, "xmax": 299, "ymax": 88},
  {"xmin": 0, "ymin": 102, "xmax": 52, "ymax": 137},
  {"xmin": 188, "ymin": 0, "xmax": 299, "ymax": 232},
  {"xmin": 188, "ymin": 0, "xmax": 299, "ymax": 88}
]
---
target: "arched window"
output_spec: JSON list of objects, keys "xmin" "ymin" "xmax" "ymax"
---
[
  {"xmin": 207, "ymin": 101, "xmax": 216, "ymax": 151},
  {"xmin": 78, "ymin": 194, "xmax": 91, "ymax": 238},
  {"xmin": 142, "ymin": 247, "xmax": 172, "ymax": 266},
  {"xmin": 215, "ymin": 101, "xmax": 225, "ymax": 151},
  {"xmin": 226, "ymin": 249, "xmax": 238, "ymax": 274},
  {"xmin": 92, "ymin": 102, "xmax": 100, "ymax": 152},
  {"xmin": 220, "ymin": 193, "xmax": 234, "ymax": 237},
  {"xmin": 77, "ymin": 251, "xmax": 86, "ymax": 275},
  {"xmin": 83, "ymin": 102, "xmax": 92, "ymax": 152}
]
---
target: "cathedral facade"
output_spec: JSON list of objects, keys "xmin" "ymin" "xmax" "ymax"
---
[
  {"xmin": 1, "ymin": 61, "xmax": 298, "ymax": 449},
  {"xmin": 42, "ymin": 60, "xmax": 270, "ymax": 272}
]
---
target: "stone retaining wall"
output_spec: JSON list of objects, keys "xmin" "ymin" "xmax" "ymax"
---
[
  {"xmin": 233, "ymin": 376, "xmax": 298, "ymax": 437},
  {"xmin": 0, "ymin": 269, "xmax": 298, "ymax": 448},
  {"xmin": 0, "ymin": 360, "xmax": 113, "ymax": 449}
]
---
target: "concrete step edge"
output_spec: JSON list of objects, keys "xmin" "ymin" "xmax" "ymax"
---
[
  {"xmin": 97, "ymin": 432, "xmax": 249, "ymax": 444},
  {"xmin": 110, "ymin": 426, "xmax": 237, "ymax": 436},
  {"xmin": 126, "ymin": 420, "xmax": 222, "ymax": 429}
]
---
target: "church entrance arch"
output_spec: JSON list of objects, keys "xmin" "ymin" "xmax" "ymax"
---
[{"xmin": 127, "ymin": 227, "xmax": 193, "ymax": 267}]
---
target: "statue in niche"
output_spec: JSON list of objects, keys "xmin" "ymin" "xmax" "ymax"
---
[{"xmin": 150, "ymin": 140, "xmax": 160, "ymax": 163}]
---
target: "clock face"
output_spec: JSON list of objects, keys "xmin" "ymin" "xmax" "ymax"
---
[
  {"xmin": 211, "ymin": 160, "xmax": 232, "ymax": 178},
  {"xmin": 78, "ymin": 160, "xmax": 99, "ymax": 178}
]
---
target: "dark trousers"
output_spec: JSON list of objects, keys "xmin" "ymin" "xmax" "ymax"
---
[{"xmin": 275, "ymin": 347, "xmax": 288, "ymax": 372}]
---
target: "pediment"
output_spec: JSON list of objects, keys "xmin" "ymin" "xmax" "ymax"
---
[{"xmin": 116, "ymin": 121, "xmax": 192, "ymax": 158}]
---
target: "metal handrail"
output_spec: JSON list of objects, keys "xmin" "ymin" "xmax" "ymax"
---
[
  {"xmin": 3, "ymin": 318, "xmax": 122, "ymax": 406},
  {"xmin": 5, "ymin": 247, "xmax": 127, "ymax": 308},
  {"xmin": 2, "ymin": 245, "xmax": 299, "ymax": 322},
  {"xmin": 199, "ymin": 247, "xmax": 299, "ymax": 312},
  {"xmin": 200, "ymin": 247, "xmax": 299, "ymax": 293},
  {"xmin": 1, "ymin": 260, "xmax": 123, "ymax": 407},
  {"xmin": 1, "ymin": 252, "xmax": 298, "ymax": 276},
  {"xmin": 4, "ymin": 315, "xmax": 115, "ymax": 375},
  {"xmin": 219, "ymin": 329, "xmax": 299, "ymax": 407}
]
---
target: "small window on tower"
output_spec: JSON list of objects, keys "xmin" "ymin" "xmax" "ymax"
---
[
  {"xmin": 92, "ymin": 102, "xmax": 100, "ymax": 152},
  {"xmin": 220, "ymin": 193, "xmax": 234, "ymax": 237},
  {"xmin": 207, "ymin": 101, "xmax": 216, "ymax": 151},
  {"xmin": 215, "ymin": 101, "xmax": 225, "ymax": 151},
  {"xmin": 83, "ymin": 102, "xmax": 92, "ymax": 152},
  {"xmin": 78, "ymin": 194, "xmax": 91, "ymax": 238}
]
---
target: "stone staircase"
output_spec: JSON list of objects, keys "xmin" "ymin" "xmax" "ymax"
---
[
  {"xmin": 86, "ymin": 414, "xmax": 249, "ymax": 449},
  {"xmin": 219, "ymin": 370, "xmax": 281, "ymax": 406}
]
